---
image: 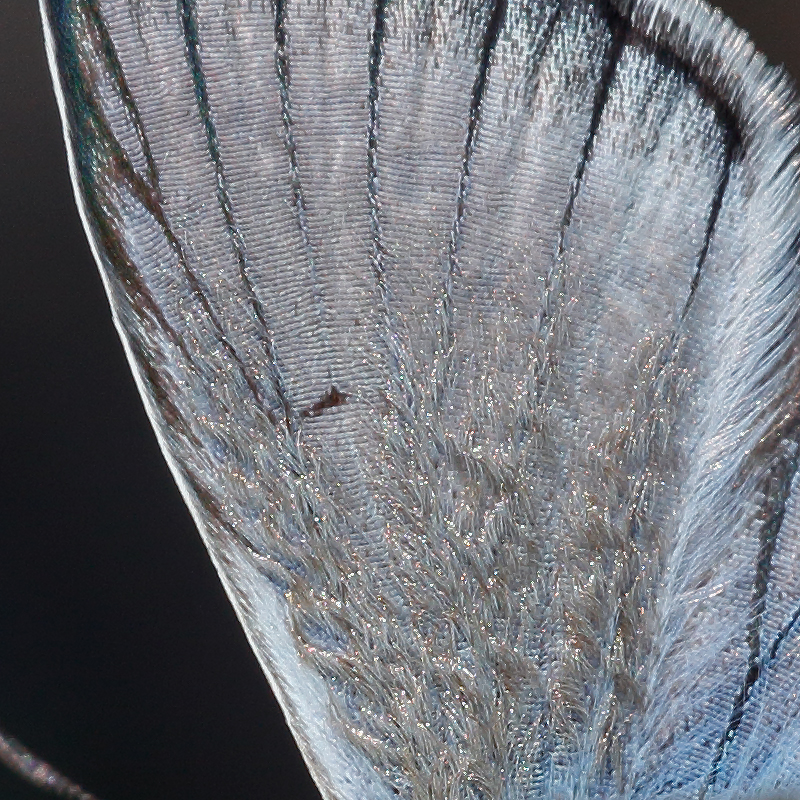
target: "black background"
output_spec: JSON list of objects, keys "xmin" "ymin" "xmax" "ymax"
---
[{"xmin": 1, "ymin": 3, "xmax": 798, "ymax": 799}]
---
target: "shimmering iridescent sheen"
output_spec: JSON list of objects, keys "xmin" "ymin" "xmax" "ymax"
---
[{"xmin": 41, "ymin": 0, "xmax": 800, "ymax": 798}]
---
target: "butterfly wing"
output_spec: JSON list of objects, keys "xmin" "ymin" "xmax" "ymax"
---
[{"xmin": 42, "ymin": 0, "xmax": 800, "ymax": 797}]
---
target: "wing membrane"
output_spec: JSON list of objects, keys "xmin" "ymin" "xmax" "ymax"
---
[{"xmin": 42, "ymin": 0, "xmax": 800, "ymax": 797}]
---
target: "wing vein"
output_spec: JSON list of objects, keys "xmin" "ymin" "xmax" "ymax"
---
[
  {"xmin": 179, "ymin": 0, "xmax": 294, "ymax": 428},
  {"xmin": 683, "ymin": 122, "xmax": 738, "ymax": 317},
  {"xmin": 368, "ymin": 0, "xmax": 388, "ymax": 291},
  {"xmin": 555, "ymin": 2, "xmax": 629, "ymax": 262},
  {"xmin": 707, "ymin": 420, "xmax": 800, "ymax": 788},
  {"xmin": 272, "ymin": 0, "xmax": 324, "ymax": 323},
  {"xmin": 445, "ymin": 0, "xmax": 508, "ymax": 341}
]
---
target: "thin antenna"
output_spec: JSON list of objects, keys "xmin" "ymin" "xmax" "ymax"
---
[{"xmin": 0, "ymin": 726, "xmax": 103, "ymax": 800}]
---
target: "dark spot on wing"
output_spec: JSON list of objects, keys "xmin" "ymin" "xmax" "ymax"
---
[{"xmin": 301, "ymin": 386, "xmax": 350, "ymax": 418}]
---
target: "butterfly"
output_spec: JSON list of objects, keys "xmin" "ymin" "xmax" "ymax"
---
[{"xmin": 3, "ymin": 1, "xmax": 800, "ymax": 798}]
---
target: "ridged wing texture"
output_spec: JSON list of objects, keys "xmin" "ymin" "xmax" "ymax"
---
[{"xmin": 42, "ymin": 0, "xmax": 800, "ymax": 798}]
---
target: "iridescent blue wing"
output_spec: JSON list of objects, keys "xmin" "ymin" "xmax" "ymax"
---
[{"xmin": 40, "ymin": 0, "xmax": 800, "ymax": 798}]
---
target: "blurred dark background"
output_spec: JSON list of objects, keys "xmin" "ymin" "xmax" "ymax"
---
[{"xmin": 0, "ymin": 3, "xmax": 798, "ymax": 800}]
